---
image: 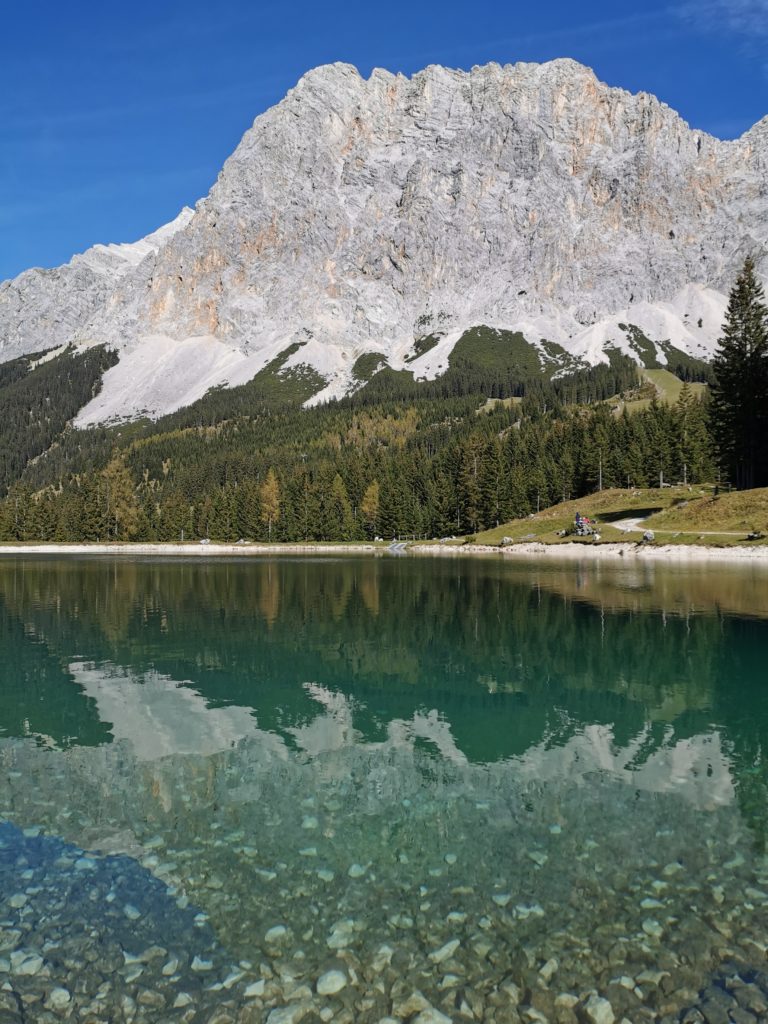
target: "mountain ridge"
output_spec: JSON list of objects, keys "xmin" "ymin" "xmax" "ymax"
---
[{"xmin": 1, "ymin": 58, "xmax": 766, "ymax": 423}]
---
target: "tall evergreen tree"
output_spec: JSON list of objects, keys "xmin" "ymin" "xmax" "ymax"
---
[
  {"xmin": 710, "ymin": 257, "xmax": 768, "ymax": 489},
  {"xmin": 675, "ymin": 383, "xmax": 714, "ymax": 484}
]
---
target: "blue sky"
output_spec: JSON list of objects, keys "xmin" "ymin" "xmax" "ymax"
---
[{"xmin": 2, "ymin": 0, "xmax": 767, "ymax": 280}]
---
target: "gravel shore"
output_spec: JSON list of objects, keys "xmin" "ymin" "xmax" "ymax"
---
[
  {"xmin": 1, "ymin": 540, "xmax": 768, "ymax": 564},
  {"xmin": 410, "ymin": 541, "xmax": 768, "ymax": 563}
]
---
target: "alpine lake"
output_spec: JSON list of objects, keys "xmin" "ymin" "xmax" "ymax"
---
[{"xmin": 1, "ymin": 553, "xmax": 768, "ymax": 1024}]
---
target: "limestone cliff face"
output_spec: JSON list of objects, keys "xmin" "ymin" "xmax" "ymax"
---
[
  {"xmin": 0, "ymin": 209, "xmax": 193, "ymax": 364},
  {"xmin": 1, "ymin": 60, "xmax": 766, "ymax": 419}
]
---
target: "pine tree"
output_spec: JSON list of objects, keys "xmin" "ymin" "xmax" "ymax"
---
[
  {"xmin": 675, "ymin": 383, "xmax": 713, "ymax": 484},
  {"xmin": 458, "ymin": 439, "xmax": 483, "ymax": 533},
  {"xmin": 478, "ymin": 439, "xmax": 503, "ymax": 528},
  {"xmin": 325, "ymin": 474, "xmax": 355, "ymax": 540},
  {"xmin": 237, "ymin": 478, "xmax": 261, "ymax": 540},
  {"xmin": 157, "ymin": 490, "xmax": 189, "ymax": 541},
  {"xmin": 710, "ymin": 257, "xmax": 768, "ymax": 489}
]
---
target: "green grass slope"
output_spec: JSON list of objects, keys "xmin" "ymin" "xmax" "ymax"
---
[{"xmin": 468, "ymin": 486, "xmax": 768, "ymax": 548}]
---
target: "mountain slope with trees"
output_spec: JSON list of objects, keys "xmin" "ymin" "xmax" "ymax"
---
[
  {"xmin": 5, "ymin": 257, "xmax": 768, "ymax": 546},
  {"xmin": 0, "ymin": 350, "xmax": 714, "ymax": 543}
]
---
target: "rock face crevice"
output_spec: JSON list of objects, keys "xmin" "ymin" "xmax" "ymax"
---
[{"xmin": 1, "ymin": 60, "xmax": 766, "ymax": 421}]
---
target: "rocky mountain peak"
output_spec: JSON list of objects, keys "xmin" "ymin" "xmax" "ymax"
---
[{"xmin": 1, "ymin": 59, "xmax": 766, "ymax": 424}]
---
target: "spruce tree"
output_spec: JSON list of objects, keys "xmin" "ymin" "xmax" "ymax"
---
[
  {"xmin": 710, "ymin": 257, "xmax": 768, "ymax": 489},
  {"xmin": 675, "ymin": 383, "xmax": 713, "ymax": 484}
]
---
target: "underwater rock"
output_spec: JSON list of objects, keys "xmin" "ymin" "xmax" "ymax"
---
[{"xmin": 316, "ymin": 969, "xmax": 347, "ymax": 995}]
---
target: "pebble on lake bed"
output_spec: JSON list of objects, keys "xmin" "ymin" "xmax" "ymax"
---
[
  {"xmin": 413, "ymin": 1008, "xmax": 454, "ymax": 1024},
  {"xmin": 316, "ymin": 968, "xmax": 347, "ymax": 995},
  {"xmin": 45, "ymin": 988, "xmax": 72, "ymax": 1010},
  {"xmin": 10, "ymin": 951, "xmax": 43, "ymax": 976},
  {"xmin": 539, "ymin": 957, "xmax": 558, "ymax": 982},
  {"xmin": 583, "ymin": 993, "xmax": 615, "ymax": 1024},
  {"xmin": 641, "ymin": 918, "xmax": 664, "ymax": 939},
  {"xmin": 428, "ymin": 938, "xmax": 460, "ymax": 963}
]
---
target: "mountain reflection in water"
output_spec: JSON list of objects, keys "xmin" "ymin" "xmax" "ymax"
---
[
  {"xmin": 2, "ymin": 555, "xmax": 768, "ymax": 1022},
  {"xmin": 0, "ymin": 555, "xmax": 765, "ymax": 809}
]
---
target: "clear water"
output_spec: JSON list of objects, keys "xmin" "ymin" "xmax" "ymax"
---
[{"xmin": 1, "ymin": 555, "xmax": 768, "ymax": 1023}]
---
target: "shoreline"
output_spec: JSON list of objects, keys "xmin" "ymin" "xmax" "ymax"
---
[
  {"xmin": 410, "ymin": 540, "xmax": 768, "ymax": 563},
  {"xmin": 0, "ymin": 539, "xmax": 768, "ymax": 564},
  {"xmin": 0, "ymin": 542, "xmax": 382, "ymax": 557}
]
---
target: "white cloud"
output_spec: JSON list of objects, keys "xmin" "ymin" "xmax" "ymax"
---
[{"xmin": 678, "ymin": 0, "xmax": 768, "ymax": 37}]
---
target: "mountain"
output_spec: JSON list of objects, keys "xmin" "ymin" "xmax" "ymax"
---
[
  {"xmin": 0, "ymin": 208, "xmax": 193, "ymax": 366},
  {"xmin": 1, "ymin": 60, "xmax": 766, "ymax": 424}
]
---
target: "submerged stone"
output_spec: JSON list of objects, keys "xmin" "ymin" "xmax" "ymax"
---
[
  {"xmin": 266, "ymin": 1005, "xmax": 312, "ymax": 1024},
  {"xmin": 45, "ymin": 987, "xmax": 71, "ymax": 1010},
  {"xmin": 539, "ymin": 957, "xmax": 558, "ymax": 982},
  {"xmin": 316, "ymin": 969, "xmax": 347, "ymax": 995},
  {"xmin": 642, "ymin": 918, "xmax": 664, "ymax": 939},
  {"xmin": 413, "ymin": 1009, "xmax": 453, "ymax": 1024},
  {"xmin": 10, "ymin": 951, "xmax": 43, "ymax": 976},
  {"xmin": 583, "ymin": 994, "xmax": 615, "ymax": 1024},
  {"xmin": 429, "ymin": 939, "xmax": 460, "ymax": 964}
]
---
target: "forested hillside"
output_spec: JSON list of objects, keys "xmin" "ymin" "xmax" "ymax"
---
[
  {"xmin": 0, "ymin": 345, "xmax": 118, "ymax": 499},
  {"xmin": 0, "ymin": 346, "xmax": 714, "ymax": 543}
]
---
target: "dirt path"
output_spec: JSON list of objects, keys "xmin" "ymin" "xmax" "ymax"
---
[
  {"xmin": 612, "ymin": 517, "xmax": 648, "ymax": 533},
  {"xmin": 611, "ymin": 516, "xmax": 746, "ymax": 538}
]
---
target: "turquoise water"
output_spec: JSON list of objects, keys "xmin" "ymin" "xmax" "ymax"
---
[{"xmin": 1, "ymin": 555, "xmax": 768, "ymax": 1023}]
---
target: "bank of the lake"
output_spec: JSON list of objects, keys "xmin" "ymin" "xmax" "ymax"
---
[
  {"xmin": 2, "ymin": 538, "xmax": 768, "ymax": 564},
  {"xmin": 0, "ymin": 541, "xmax": 383, "ymax": 557},
  {"xmin": 411, "ymin": 540, "xmax": 768, "ymax": 562}
]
